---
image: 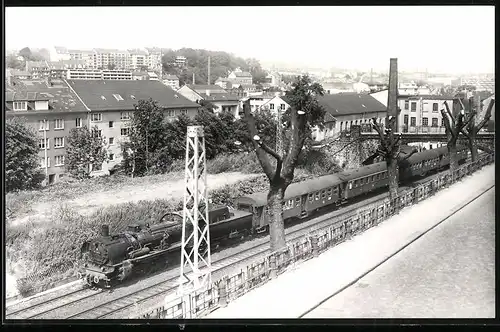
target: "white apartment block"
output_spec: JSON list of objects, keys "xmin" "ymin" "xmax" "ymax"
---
[{"xmin": 67, "ymin": 69, "xmax": 132, "ymax": 80}]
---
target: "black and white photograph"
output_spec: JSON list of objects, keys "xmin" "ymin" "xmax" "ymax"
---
[{"xmin": 4, "ymin": 5, "xmax": 495, "ymax": 322}]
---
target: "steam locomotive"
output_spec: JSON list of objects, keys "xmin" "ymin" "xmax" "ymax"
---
[{"xmin": 79, "ymin": 145, "xmax": 468, "ymax": 288}]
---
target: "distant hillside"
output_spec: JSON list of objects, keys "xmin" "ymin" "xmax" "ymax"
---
[{"xmin": 162, "ymin": 48, "xmax": 267, "ymax": 86}]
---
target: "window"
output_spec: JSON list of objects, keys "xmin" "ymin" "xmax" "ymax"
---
[
  {"xmin": 38, "ymin": 120, "xmax": 49, "ymax": 131},
  {"xmin": 91, "ymin": 113, "xmax": 102, "ymax": 122},
  {"xmin": 13, "ymin": 101, "xmax": 27, "ymax": 110},
  {"xmin": 75, "ymin": 118, "xmax": 82, "ymax": 128},
  {"xmin": 166, "ymin": 110, "xmax": 175, "ymax": 117},
  {"xmin": 109, "ymin": 137, "xmax": 115, "ymax": 145},
  {"xmin": 422, "ymin": 118, "xmax": 429, "ymax": 127},
  {"xmin": 120, "ymin": 112, "xmax": 131, "ymax": 120},
  {"xmin": 404, "ymin": 100, "xmax": 409, "ymax": 110},
  {"xmin": 109, "ymin": 121, "xmax": 114, "ymax": 128},
  {"xmin": 39, "ymin": 138, "xmax": 49, "ymax": 149},
  {"xmin": 270, "ymin": 103, "xmax": 274, "ymax": 110},
  {"xmin": 55, "ymin": 155, "xmax": 65, "ymax": 166},
  {"xmin": 180, "ymin": 109, "xmax": 188, "ymax": 116},
  {"xmin": 295, "ymin": 197, "xmax": 301, "ymax": 205},
  {"xmin": 433, "ymin": 103, "xmax": 439, "ymax": 112},
  {"xmin": 410, "ymin": 117, "xmax": 416, "ymax": 127},
  {"xmin": 404, "ymin": 114, "xmax": 409, "ymax": 124},
  {"xmin": 411, "ymin": 102, "xmax": 417, "ymax": 112},
  {"xmin": 308, "ymin": 193, "xmax": 314, "ymax": 202},
  {"xmin": 40, "ymin": 157, "xmax": 50, "ymax": 168},
  {"xmin": 109, "ymin": 154, "xmax": 115, "ymax": 161},
  {"xmin": 54, "ymin": 119, "xmax": 64, "ymax": 130},
  {"xmin": 92, "ymin": 130, "xmax": 102, "ymax": 138},
  {"xmin": 113, "ymin": 94, "xmax": 124, "ymax": 101},
  {"xmin": 121, "ymin": 128, "xmax": 130, "ymax": 136},
  {"xmin": 372, "ymin": 175, "xmax": 376, "ymax": 182},
  {"xmin": 315, "ymin": 192, "xmax": 320, "ymax": 200},
  {"xmin": 431, "ymin": 118, "xmax": 438, "ymax": 127},
  {"xmin": 54, "ymin": 137, "xmax": 64, "ymax": 148},
  {"xmin": 321, "ymin": 190, "xmax": 326, "ymax": 198},
  {"xmin": 280, "ymin": 103, "xmax": 285, "ymax": 110}
]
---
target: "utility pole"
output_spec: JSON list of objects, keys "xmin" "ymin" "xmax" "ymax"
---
[
  {"xmin": 178, "ymin": 126, "xmax": 211, "ymax": 299},
  {"xmin": 43, "ymin": 119, "xmax": 48, "ymax": 183},
  {"xmin": 207, "ymin": 56, "xmax": 211, "ymax": 85}
]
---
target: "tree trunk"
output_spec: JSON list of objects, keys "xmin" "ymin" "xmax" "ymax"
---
[
  {"xmin": 387, "ymin": 157, "xmax": 399, "ymax": 200},
  {"xmin": 448, "ymin": 141, "xmax": 459, "ymax": 171},
  {"xmin": 468, "ymin": 130, "xmax": 478, "ymax": 162},
  {"xmin": 267, "ymin": 185, "xmax": 286, "ymax": 252}
]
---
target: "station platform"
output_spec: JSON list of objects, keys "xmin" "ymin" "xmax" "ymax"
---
[{"xmin": 205, "ymin": 164, "xmax": 495, "ymax": 319}]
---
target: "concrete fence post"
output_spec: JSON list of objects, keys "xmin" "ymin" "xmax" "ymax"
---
[
  {"xmin": 269, "ymin": 254, "xmax": 277, "ymax": 279},
  {"xmin": 311, "ymin": 235, "xmax": 319, "ymax": 257},
  {"xmin": 218, "ymin": 276, "xmax": 228, "ymax": 308}
]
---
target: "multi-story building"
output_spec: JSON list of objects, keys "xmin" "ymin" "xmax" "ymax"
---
[
  {"xmin": 177, "ymin": 84, "xmax": 240, "ymax": 118},
  {"xmin": 128, "ymin": 49, "xmax": 148, "ymax": 70},
  {"xmin": 92, "ymin": 48, "xmax": 131, "ymax": 70},
  {"xmin": 175, "ymin": 56, "xmax": 187, "ymax": 67},
  {"xmin": 315, "ymin": 93, "xmax": 387, "ymax": 141},
  {"xmin": 370, "ymin": 89, "xmax": 452, "ymax": 134},
  {"xmin": 66, "ymin": 69, "xmax": 133, "ymax": 80},
  {"xmin": 67, "ymin": 80, "xmax": 201, "ymax": 171},
  {"xmin": 68, "ymin": 49, "xmax": 95, "ymax": 68},
  {"xmin": 227, "ymin": 68, "xmax": 253, "ymax": 85},
  {"xmin": 5, "ymin": 80, "xmax": 89, "ymax": 185},
  {"xmin": 145, "ymin": 47, "xmax": 162, "ymax": 71},
  {"xmin": 163, "ymin": 74, "xmax": 180, "ymax": 90},
  {"xmin": 50, "ymin": 46, "xmax": 71, "ymax": 62}
]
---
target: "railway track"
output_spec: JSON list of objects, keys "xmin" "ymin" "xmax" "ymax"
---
[
  {"xmin": 5, "ymin": 286, "xmax": 101, "ymax": 319},
  {"xmin": 8, "ymin": 163, "xmax": 480, "ymax": 320}
]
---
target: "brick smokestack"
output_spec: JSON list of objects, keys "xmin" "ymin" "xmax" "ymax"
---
[{"xmin": 387, "ymin": 58, "xmax": 399, "ymax": 130}]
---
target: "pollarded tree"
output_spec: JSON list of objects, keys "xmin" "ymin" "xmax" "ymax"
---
[
  {"xmin": 440, "ymin": 99, "xmax": 475, "ymax": 172},
  {"xmin": 371, "ymin": 116, "xmax": 403, "ymax": 200},
  {"xmin": 242, "ymin": 75, "xmax": 325, "ymax": 251},
  {"xmin": 460, "ymin": 96, "xmax": 495, "ymax": 161},
  {"xmin": 66, "ymin": 126, "xmax": 107, "ymax": 179},
  {"xmin": 5, "ymin": 117, "xmax": 45, "ymax": 192}
]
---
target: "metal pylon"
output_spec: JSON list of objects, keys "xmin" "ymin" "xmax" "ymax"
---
[{"xmin": 178, "ymin": 126, "xmax": 211, "ymax": 297}]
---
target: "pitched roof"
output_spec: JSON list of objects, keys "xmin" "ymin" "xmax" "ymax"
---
[
  {"xmin": 317, "ymin": 93, "xmax": 386, "ymax": 117},
  {"xmin": 199, "ymin": 93, "xmax": 240, "ymax": 102},
  {"xmin": 232, "ymin": 71, "xmax": 252, "ymax": 77},
  {"xmin": 6, "ymin": 80, "xmax": 87, "ymax": 113},
  {"xmin": 164, "ymin": 74, "xmax": 179, "ymax": 80},
  {"xmin": 187, "ymin": 84, "xmax": 227, "ymax": 93},
  {"xmin": 67, "ymin": 80, "xmax": 200, "ymax": 111}
]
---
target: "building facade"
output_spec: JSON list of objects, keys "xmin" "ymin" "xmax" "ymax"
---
[
  {"xmin": 66, "ymin": 69, "xmax": 133, "ymax": 80},
  {"xmin": 227, "ymin": 68, "xmax": 253, "ymax": 85}
]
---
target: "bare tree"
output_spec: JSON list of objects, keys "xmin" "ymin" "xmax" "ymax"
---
[
  {"xmin": 460, "ymin": 96, "xmax": 495, "ymax": 161},
  {"xmin": 242, "ymin": 76, "xmax": 325, "ymax": 251},
  {"xmin": 371, "ymin": 116, "xmax": 402, "ymax": 200},
  {"xmin": 440, "ymin": 99, "xmax": 474, "ymax": 171}
]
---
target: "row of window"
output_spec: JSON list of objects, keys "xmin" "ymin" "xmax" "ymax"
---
[
  {"xmin": 404, "ymin": 100, "xmax": 441, "ymax": 113},
  {"xmin": 403, "ymin": 115, "xmax": 444, "ymax": 127},
  {"xmin": 38, "ymin": 119, "xmax": 65, "ymax": 131},
  {"xmin": 269, "ymin": 103, "xmax": 287, "ymax": 110},
  {"xmin": 411, "ymin": 157, "xmax": 439, "ymax": 170},
  {"xmin": 39, "ymin": 137, "xmax": 65, "ymax": 149},
  {"xmin": 349, "ymin": 171, "xmax": 388, "ymax": 189},
  {"xmin": 340, "ymin": 118, "xmax": 373, "ymax": 131},
  {"xmin": 40, "ymin": 155, "xmax": 64, "ymax": 168}
]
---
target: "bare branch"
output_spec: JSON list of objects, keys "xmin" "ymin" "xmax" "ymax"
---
[
  {"xmin": 460, "ymin": 128, "xmax": 471, "ymax": 140},
  {"xmin": 443, "ymin": 101, "xmax": 456, "ymax": 128},
  {"xmin": 242, "ymin": 99, "xmax": 275, "ymax": 180},
  {"xmin": 257, "ymin": 140, "xmax": 282, "ymax": 161},
  {"xmin": 476, "ymin": 98, "xmax": 495, "ymax": 133},
  {"xmin": 399, "ymin": 147, "xmax": 418, "ymax": 161},
  {"xmin": 371, "ymin": 117, "xmax": 386, "ymax": 145},
  {"xmin": 440, "ymin": 104, "xmax": 456, "ymax": 139},
  {"xmin": 282, "ymin": 106, "xmax": 307, "ymax": 180}
]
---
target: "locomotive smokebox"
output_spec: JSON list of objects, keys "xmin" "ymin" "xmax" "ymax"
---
[{"xmin": 100, "ymin": 224, "xmax": 110, "ymax": 237}]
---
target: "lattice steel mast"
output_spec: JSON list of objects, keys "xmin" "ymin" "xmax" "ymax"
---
[{"xmin": 178, "ymin": 126, "xmax": 212, "ymax": 295}]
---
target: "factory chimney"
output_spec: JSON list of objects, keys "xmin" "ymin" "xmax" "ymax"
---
[
  {"xmin": 387, "ymin": 58, "xmax": 399, "ymax": 131},
  {"xmin": 207, "ymin": 56, "xmax": 211, "ymax": 85}
]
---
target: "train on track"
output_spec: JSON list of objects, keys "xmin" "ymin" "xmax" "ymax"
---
[{"xmin": 79, "ymin": 145, "xmax": 468, "ymax": 288}]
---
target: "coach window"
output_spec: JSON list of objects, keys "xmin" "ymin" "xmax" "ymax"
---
[
  {"xmin": 289, "ymin": 199, "xmax": 294, "ymax": 208},
  {"xmin": 315, "ymin": 192, "xmax": 320, "ymax": 200},
  {"xmin": 327, "ymin": 188, "xmax": 332, "ymax": 198},
  {"xmin": 308, "ymin": 193, "xmax": 314, "ymax": 202},
  {"xmin": 372, "ymin": 175, "xmax": 376, "ymax": 181},
  {"xmin": 321, "ymin": 190, "xmax": 326, "ymax": 198},
  {"xmin": 295, "ymin": 197, "xmax": 301, "ymax": 205},
  {"xmin": 349, "ymin": 182, "xmax": 353, "ymax": 189}
]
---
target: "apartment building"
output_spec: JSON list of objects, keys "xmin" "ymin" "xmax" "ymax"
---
[
  {"xmin": 227, "ymin": 68, "xmax": 253, "ymax": 85},
  {"xmin": 163, "ymin": 74, "xmax": 180, "ymax": 90},
  {"xmin": 177, "ymin": 84, "xmax": 240, "ymax": 118},
  {"xmin": 5, "ymin": 80, "xmax": 89, "ymax": 185},
  {"xmin": 370, "ymin": 89, "xmax": 452, "ymax": 133},
  {"xmin": 67, "ymin": 69, "xmax": 133, "ymax": 80},
  {"xmin": 128, "ymin": 49, "xmax": 148, "ymax": 70},
  {"xmin": 67, "ymin": 80, "xmax": 201, "ymax": 171}
]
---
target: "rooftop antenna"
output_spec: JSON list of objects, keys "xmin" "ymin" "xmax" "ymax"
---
[{"xmin": 178, "ymin": 126, "xmax": 211, "ymax": 315}]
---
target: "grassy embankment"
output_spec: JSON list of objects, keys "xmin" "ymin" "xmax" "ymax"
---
[{"xmin": 6, "ymin": 151, "xmax": 339, "ymax": 297}]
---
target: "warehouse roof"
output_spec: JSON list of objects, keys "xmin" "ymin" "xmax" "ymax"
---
[
  {"xmin": 318, "ymin": 93, "xmax": 387, "ymax": 117},
  {"xmin": 67, "ymin": 80, "xmax": 200, "ymax": 111}
]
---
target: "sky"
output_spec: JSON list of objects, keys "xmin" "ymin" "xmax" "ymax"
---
[{"xmin": 5, "ymin": 6, "xmax": 495, "ymax": 74}]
